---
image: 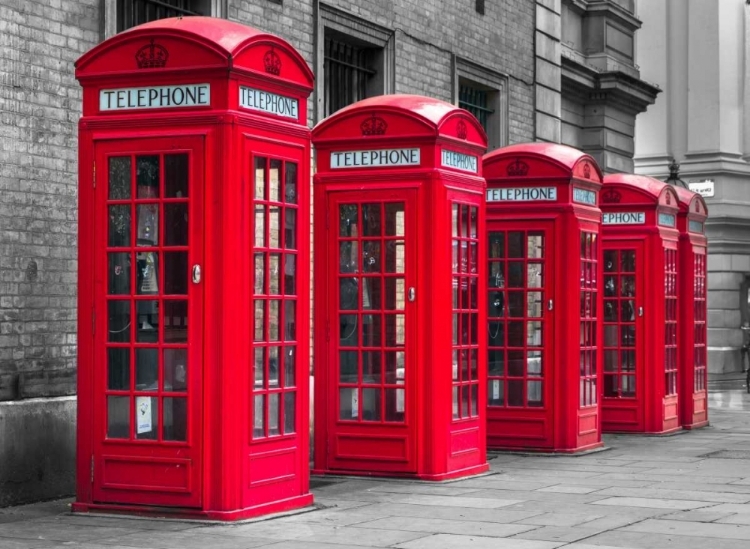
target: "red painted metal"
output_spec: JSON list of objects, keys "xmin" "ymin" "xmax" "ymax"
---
[
  {"xmin": 675, "ymin": 187, "xmax": 709, "ymax": 429},
  {"xmin": 600, "ymin": 174, "xmax": 681, "ymax": 434},
  {"xmin": 482, "ymin": 143, "xmax": 604, "ymax": 453},
  {"xmin": 311, "ymin": 95, "xmax": 489, "ymax": 480},
  {"xmin": 74, "ymin": 17, "xmax": 314, "ymax": 520}
]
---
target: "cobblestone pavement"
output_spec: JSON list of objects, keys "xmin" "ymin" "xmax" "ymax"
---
[{"xmin": 1, "ymin": 386, "xmax": 749, "ymax": 549}]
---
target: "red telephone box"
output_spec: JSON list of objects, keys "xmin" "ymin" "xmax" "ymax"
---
[
  {"xmin": 311, "ymin": 95, "xmax": 489, "ymax": 480},
  {"xmin": 675, "ymin": 187, "xmax": 709, "ymax": 429},
  {"xmin": 482, "ymin": 143, "xmax": 604, "ymax": 453},
  {"xmin": 74, "ymin": 17, "xmax": 314, "ymax": 519},
  {"xmin": 600, "ymin": 174, "xmax": 680, "ymax": 434}
]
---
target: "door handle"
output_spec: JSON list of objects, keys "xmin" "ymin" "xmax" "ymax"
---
[
  {"xmin": 192, "ymin": 265, "xmax": 201, "ymax": 284},
  {"xmin": 408, "ymin": 287, "xmax": 416, "ymax": 302},
  {"xmin": 638, "ymin": 306, "xmax": 643, "ymax": 317},
  {"xmin": 548, "ymin": 299, "xmax": 553, "ymax": 311}
]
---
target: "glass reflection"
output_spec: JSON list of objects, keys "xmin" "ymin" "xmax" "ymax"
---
[{"xmin": 109, "ymin": 156, "xmax": 131, "ymax": 200}]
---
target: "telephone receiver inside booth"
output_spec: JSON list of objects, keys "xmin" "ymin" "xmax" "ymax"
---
[{"xmin": 488, "ymin": 271, "xmax": 504, "ymax": 342}]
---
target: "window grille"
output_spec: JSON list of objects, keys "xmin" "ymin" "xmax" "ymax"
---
[
  {"xmin": 459, "ymin": 84, "xmax": 494, "ymax": 134},
  {"xmin": 324, "ymin": 36, "xmax": 376, "ymax": 117},
  {"xmin": 118, "ymin": 0, "xmax": 203, "ymax": 32}
]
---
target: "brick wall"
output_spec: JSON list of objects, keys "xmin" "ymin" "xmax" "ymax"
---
[{"xmin": 0, "ymin": 1, "xmax": 100, "ymax": 401}]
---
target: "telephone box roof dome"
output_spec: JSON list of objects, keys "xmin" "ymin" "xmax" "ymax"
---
[
  {"xmin": 76, "ymin": 16, "xmax": 313, "ymax": 88},
  {"xmin": 483, "ymin": 142, "xmax": 603, "ymax": 183},
  {"xmin": 674, "ymin": 185, "xmax": 708, "ymax": 216},
  {"xmin": 603, "ymin": 173, "xmax": 677, "ymax": 202},
  {"xmin": 332, "ymin": 94, "xmax": 461, "ymax": 127}
]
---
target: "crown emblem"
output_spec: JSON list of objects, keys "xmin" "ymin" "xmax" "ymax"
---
[
  {"xmin": 263, "ymin": 48, "xmax": 282, "ymax": 75},
  {"xmin": 506, "ymin": 158, "xmax": 529, "ymax": 177},
  {"xmin": 695, "ymin": 201, "xmax": 700, "ymax": 212},
  {"xmin": 136, "ymin": 39, "xmax": 168, "ymax": 69},
  {"xmin": 583, "ymin": 162, "xmax": 591, "ymax": 179},
  {"xmin": 666, "ymin": 192, "xmax": 672, "ymax": 205},
  {"xmin": 457, "ymin": 120, "xmax": 467, "ymax": 139},
  {"xmin": 601, "ymin": 189, "xmax": 621, "ymax": 203},
  {"xmin": 361, "ymin": 114, "xmax": 387, "ymax": 136}
]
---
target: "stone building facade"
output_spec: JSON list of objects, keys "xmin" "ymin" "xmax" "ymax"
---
[
  {"xmin": 634, "ymin": 0, "xmax": 750, "ymax": 374},
  {"xmin": 0, "ymin": 0, "xmax": 654, "ymax": 505}
]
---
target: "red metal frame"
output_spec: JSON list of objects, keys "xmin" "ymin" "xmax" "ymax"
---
[
  {"xmin": 482, "ymin": 143, "xmax": 604, "ymax": 453},
  {"xmin": 311, "ymin": 95, "xmax": 489, "ymax": 480},
  {"xmin": 75, "ymin": 17, "xmax": 314, "ymax": 520},
  {"xmin": 675, "ymin": 187, "xmax": 709, "ymax": 429},
  {"xmin": 600, "ymin": 174, "xmax": 681, "ymax": 434}
]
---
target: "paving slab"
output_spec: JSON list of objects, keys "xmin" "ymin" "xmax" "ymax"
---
[
  {"xmin": 577, "ymin": 531, "xmax": 750, "ymax": 549},
  {"xmin": 589, "ymin": 497, "xmax": 718, "ymax": 510},
  {"xmin": 394, "ymin": 533, "xmax": 564, "ymax": 549},
  {"xmin": 590, "ymin": 487, "xmax": 750, "ymax": 504},
  {"xmin": 97, "ymin": 530, "xmax": 276, "ymax": 548},
  {"xmin": 511, "ymin": 525, "xmax": 609, "ymax": 542},
  {"xmin": 536, "ymin": 485, "xmax": 603, "ymax": 494},
  {"xmin": 660, "ymin": 509, "xmax": 738, "ymax": 522},
  {"xmin": 349, "ymin": 502, "xmax": 545, "ymax": 523},
  {"xmin": 351, "ymin": 515, "xmax": 538, "ymax": 537},
  {"xmin": 620, "ymin": 518, "xmax": 750, "ymax": 540}
]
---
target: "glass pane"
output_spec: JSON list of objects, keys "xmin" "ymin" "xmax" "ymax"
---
[
  {"xmin": 163, "ymin": 397, "xmax": 187, "ymax": 441},
  {"xmin": 470, "ymin": 348, "xmax": 478, "ymax": 380},
  {"xmin": 270, "ymin": 159, "xmax": 282, "ymax": 202},
  {"xmin": 136, "ymin": 251, "xmax": 159, "ymax": 295},
  {"xmin": 108, "ymin": 300, "xmax": 130, "ymax": 342},
  {"xmin": 364, "ymin": 314, "xmax": 383, "ymax": 346},
  {"xmin": 528, "ymin": 381, "xmax": 543, "ymax": 406},
  {"xmin": 165, "ymin": 154, "xmax": 188, "ymax": 198},
  {"xmin": 253, "ymin": 394, "xmax": 265, "ymax": 438},
  {"xmin": 284, "ymin": 392, "xmax": 296, "ymax": 434},
  {"xmin": 164, "ymin": 203, "xmax": 188, "ymax": 246},
  {"xmin": 269, "ymin": 346, "xmax": 280, "ymax": 387},
  {"xmin": 471, "ymin": 384, "xmax": 478, "ymax": 416},
  {"xmin": 469, "ymin": 242, "xmax": 478, "ymax": 274},
  {"xmin": 385, "ymin": 388, "xmax": 405, "ymax": 422},
  {"xmin": 135, "ymin": 396, "xmax": 158, "ymax": 440},
  {"xmin": 604, "ymin": 325, "xmax": 618, "ymax": 347},
  {"xmin": 108, "ymin": 348, "xmax": 130, "ymax": 390},
  {"xmin": 508, "ymin": 350, "xmax": 524, "ymax": 377},
  {"xmin": 136, "ymin": 155, "xmax": 159, "ymax": 198},
  {"xmin": 385, "ymin": 314, "xmax": 404, "ymax": 346},
  {"xmin": 508, "ymin": 232, "xmax": 524, "ymax": 258},
  {"xmin": 107, "ymin": 396, "xmax": 130, "ymax": 439},
  {"xmin": 109, "ymin": 205, "xmax": 131, "ymax": 247},
  {"xmin": 621, "ymin": 325, "xmax": 635, "ymax": 346},
  {"xmin": 269, "ymin": 253, "xmax": 281, "ymax": 294},
  {"xmin": 254, "ymin": 157, "xmax": 266, "ymax": 199},
  {"xmin": 385, "ymin": 351, "xmax": 405, "ymax": 384},
  {"xmin": 508, "ymin": 262, "xmax": 524, "ymax": 288},
  {"xmin": 385, "ymin": 240, "xmax": 405, "ymax": 273},
  {"xmin": 340, "ymin": 241, "xmax": 358, "ymax": 273},
  {"xmin": 488, "ymin": 378, "xmax": 504, "ymax": 406},
  {"xmin": 362, "ymin": 351, "xmax": 382, "ymax": 384},
  {"xmin": 604, "ymin": 276, "xmax": 616, "ymax": 297},
  {"xmin": 136, "ymin": 204, "xmax": 159, "ymax": 246},
  {"xmin": 284, "ymin": 255, "xmax": 296, "ymax": 295},
  {"xmin": 363, "ymin": 278, "xmax": 381, "ymax": 310},
  {"xmin": 108, "ymin": 252, "xmax": 131, "ymax": 295},
  {"xmin": 362, "ymin": 241, "xmax": 381, "ymax": 273},
  {"xmin": 621, "ymin": 251, "xmax": 636, "ymax": 272},
  {"xmin": 269, "ymin": 206, "xmax": 280, "ymax": 248},
  {"xmin": 527, "ymin": 263, "xmax": 543, "ymax": 288},
  {"xmin": 340, "ymin": 351, "xmax": 358, "ymax": 383},
  {"xmin": 620, "ymin": 276, "xmax": 635, "ymax": 298},
  {"xmin": 508, "ymin": 380, "xmax": 524, "ymax": 406},
  {"xmin": 340, "ymin": 204, "xmax": 358, "ymax": 236},
  {"xmin": 621, "ymin": 350, "xmax": 635, "ymax": 372},
  {"xmin": 109, "ymin": 156, "xmax": 131, "ymax": 200},
  {"xmin": 362, "ymin": 203, "xmax": 382, "ymax": 236},
  {"xmin": 164, "ymin": 252, "xmax": 188, "ymax": 295},
  {"xmin": 254, "ymin": 347, "xmax": 265, "ymax": 388},
  {"xmin": 527, "ymin": 350, "xmax": 542, "ymax": 375},
  {"xmin": 340, "ymin": 388, "xmax": 359, "ymax": 420},
  {"xmin": 362, "ymin": 388, "xmax": 381, "ymax": 421},
  {"xmin": 340, "ymin": 277, "xmax": 358, "ymax": 310},
  {"xmin": 164, "ymin": 348, "xmax": 187, "ymax": 392},
  {"xmin": 488, "ymin": 348, "xmax": 504, "ymax": 376},
  {"xmin": 451, "ymin": 204, "xmax": 459, "ymax": 237},
  {"xmin": 452, "ymin": 386, "xmax": 459, "ymax": 418},
  {"xmin": 385, "ymin": 203, "xmax": 405, "ymax": 236},
  {"xmin": 269, "ymin": 300, "xmax": 280, "ymax": 341},
  {"xmin": 527, "ymin": 292, "xmax": 542, "ymax": 317},
  {"xmin": 508, "ymin": 292, "xmax": 523, "ymax": 317},
  {"xmin": 489, "ymin": 233, "xmax": 505, "ymax": 258},
  {"xmin": 268, "ymin": 393, "xmax": 280, "ymax": 436},
  {"xmin": 527, "ymin": 234, "xmax": 543, "ymax": 258},
  {"xmin": 340, "ymin": 314, "xmax": 357, "ymax": 346},
  {"xmin": 508, "ymin": 321, "xmax": 524, "ymax": 347},
  {"xmin": 461, "ymin": 385, "xmax": 469, "ymax": 417},
  {"xmin": 284, "ymin": 300, "xmax": 296, "ymax": 341},
  {"xmin": 622, "ymin": 375, "xmax": 636, "ymax": 396},
  {"xmin": 285, "ymin": 162, "xmax": 297, "ymax": 204},
  {"xmin": 604, "ymin": 301, "xmax": 618, "ymax": 322},
  {"xmin": 254, "ymin": 300, "xmax": 265, "ymax": 341},
  {"xmin": 163, "ymin": 300, "xmax": 187, "ymax": 343},
  {"xmin": 604, "ymin": 250, "xmax": 616, "ymax": 272},
  {"xmin": 135, "ymin": 348, "xmax": 158, "ymax": 391},
  {"xmin": 469, "ymin": 207, "xmax": 478, "ymax": 238},
  {"xmin": 255, "ymin": 205, "xmax": 266, "ymax": 247},
  {"xmin": 285, "ymin": 209, "xmax": 297, "ymax": 250},
  {"xmin": 135, "ymin": 301, "xmax": 157, "ymax": 337},
  {"xmin": 254, "ymin": 253, "xmax": 265, "ymax": 294}
]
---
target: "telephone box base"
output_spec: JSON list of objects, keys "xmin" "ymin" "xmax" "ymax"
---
[
  {"xmin": 682, "ymin": 420, "xmax": 709, "ymax": 430},
  {"xmin": 311, "ymin": 462, "xmax": 489, "ymax": 482},
  {"xmin": 487, "ymin": 441, "xmax": 605, "ymax": 455},
  {"xmin": 71, "ymin": 493, "xmax": 314, "ymax": 522},
  {"xmin": 602, "ymin": 426, "xmax": 683, "ymax": 436}
]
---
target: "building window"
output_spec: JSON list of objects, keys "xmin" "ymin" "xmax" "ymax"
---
[
  {"xmin": 316, "ymin": 5, "xmax": 394, "ymax": 122},
  {"xmin": 106, "ymin": 0, "xmax": 224, "ymax": 37},
  {"xmin": 324, "ymin": 35, "xmax": 377, "ymax": 117},
  {"xmin": 455, "ymin": 59, "xmax": 508, "ymax": 151},
  {"xmin": 476, "ymin": 0, "xmax": 485, "ymax": 15}
]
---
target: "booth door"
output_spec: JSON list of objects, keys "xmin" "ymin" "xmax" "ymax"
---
[
  {"xmin": 92, "ymin": 137, "xmax": 204, "ymax": 508},
  {"xmin": 602, "ymin": 242, "xmax": 644, "ymax": 432},
  {"xmin": 486, "ymin": 223, "xmax": 555, "ymax": 449},
  {"xmin": 326, "ymin": 191, "xmax": 418, "ymax": 473}
]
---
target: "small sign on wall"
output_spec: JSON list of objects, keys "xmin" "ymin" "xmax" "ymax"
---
[{"xmin": 688, "ymin": 180, "xmax": 715, "ymax": 198}]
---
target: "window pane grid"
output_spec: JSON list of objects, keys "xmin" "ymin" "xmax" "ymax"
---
[
  {"xmin": 693, "ymin": 253, "xmax": 707, "ymax": 392},
  {"xmin": 664, "ymin": 248, "xmax": 678, "ymax": 396},
  {"xmin": 579, "ymin": 232, "xmax": 598, "ymax": 407},
  {"xmin": 252, "ymin": 156, "xmax": 298, "ymax": 440},
  {"xmin": 324, "ymin": 36, "xmax": 375, "ymax": 117},
  {"xmin": 452, "ymin": 204, "xmax": 480, "ymax": 420},
  {"xmin": 459, "ymin": 84, "xmax": 494, "ymax": 131},
  {"xmin": 119, "ymin": 0, "xmax": 203, "ymax": 32},
  {"xmin": 602, "ymin": 249, "xmax": 636, "ymax": 398}
]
